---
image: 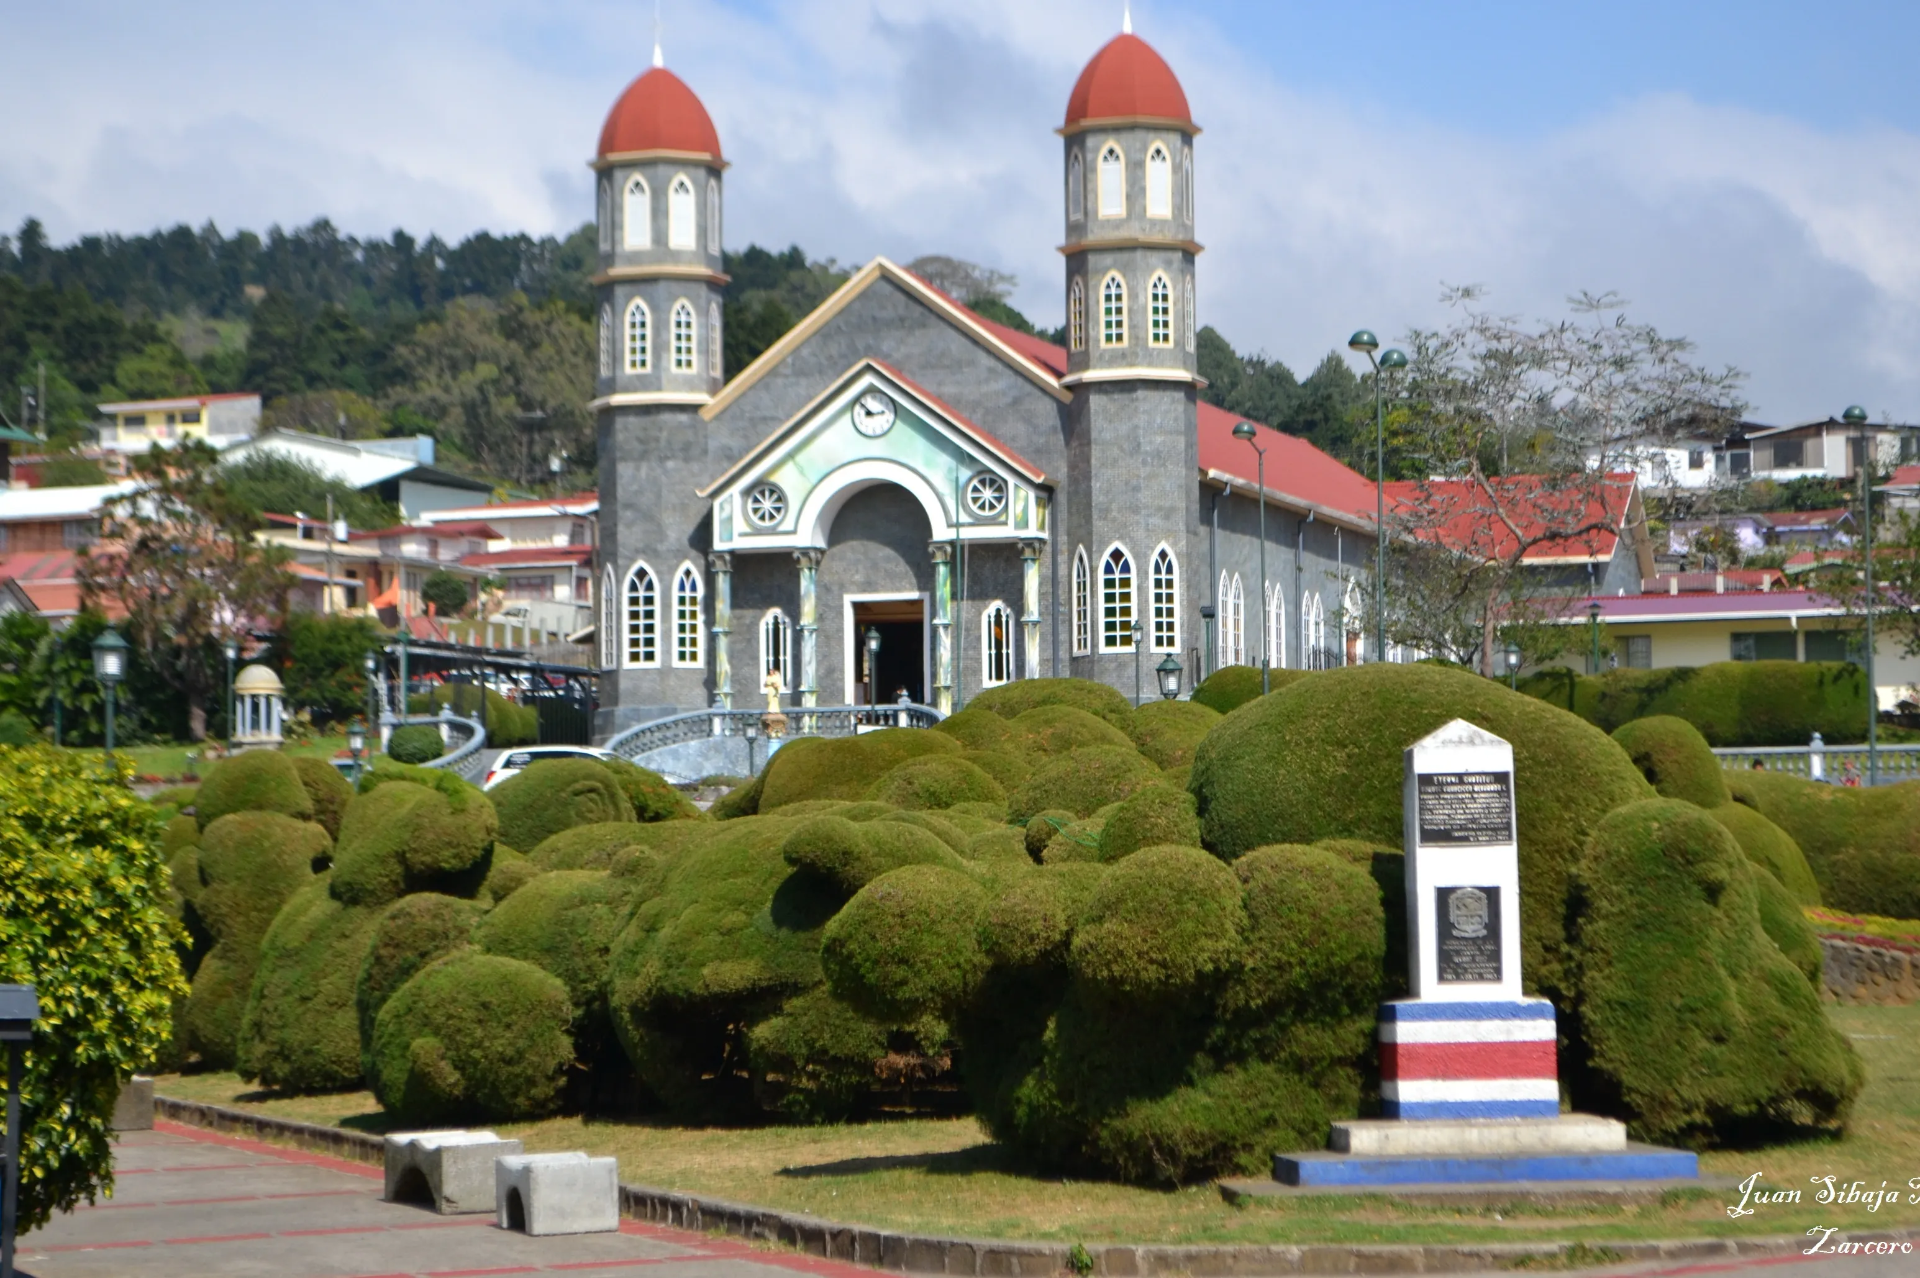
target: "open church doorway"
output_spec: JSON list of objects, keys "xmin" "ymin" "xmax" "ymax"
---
[{"xmin": 847, "ymin": 595, "xmax": 926, "ymax": 705}]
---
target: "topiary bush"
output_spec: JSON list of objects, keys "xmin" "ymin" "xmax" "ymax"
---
[
  {"xmin": 291, "ymin": 756, "xmax": 355, "ymax": 839},
  {"xmin": 354, "ymin": 892, "xmax": 483, "ymax": 1074},
  {"xmin": 1002, "ymin": 705, "xmax": 1134, "ymax": 758},
  {"xmin": 744, "ymin": 986, "xmax": 891, "ymax": 1123},
  {"xmin": 177, "ymin": 812, "xmax": 329, "ymax": 1068},
  {"xmin": 1070, "ymin": 846, "xmax": 1245, "ymax": 999},
  {"xmin": 968, "ymin": 677, "xmax": 1133, "ymax": 726},
  {"xmin": 0, "ymin": 747, "xmax": 187, "ymax": 1231},
  {"xmin": 489, "ymin": 758, "xmax": 636, "ymax": 851},
  {"xmin": 866, "ymin": 754, "xmax": 1006, "ymax": 810},
  {"xmin": 822, "ymin": 864, "xmax": 990, "ymax": 1023},
  {"xmin": 474, "ymin": 870, "xmax": 636, "ymax": 1023},
  {"xmin": 530, "ymin": 821, "xmax": 651, "ymax": 871},
  {"xmin": 387, "ymin": 724, "xmax": 445, "ymax": 764},
  {"xmin": 409, "ymin": 682, "xmax": 539, "ymax": 746},
  {"xmin": 1097, "ymin": 785, "xmax": 1202, "ymax": 862},
  {"xmin": 370, "ymin": 951, "xmax": 574, "ymax": 1124},
  {"xmin": 330, "ymin": 778, "xmax": 498, "ymax": 907},
  {"xmin": 237, "ymin": 877, "xmax": 383, "ymax": 1091},
  {"xmin": 601, "ymin": 756, "xmax": 703, "ymax": 822},
  {"xmin": 1190, "ymin": 665, "xmax": 1309, "ymax": 715},
  {"xmin": 1565, "ymin": 799, "xmax": 1861, "ymax": 1145},
  {"xmin": 710, "ymin": 770, "xmax": 765, "ymax": 819},
  {"xmin": 484, "ymin": 845, "xmax": 541, "ymax": 901},
  {"xmin": 194, "ymin": 750, "xmax": 315, "ymax": 827},
  {"xmin": 780, "ymin": 814, "xmax": 967, "ymax": 896},
  {"xmin": 1522, "ymin": 661, "xmax": 1869, "ymax": 746},
  {"xmin": 1611, "ymin": 716, "xmax": 1729, "ymax": 808},
  {"xmin": 1125, "ymin": 700, "xmax": 1221, "ymax": 770},
  {"xmin": 757, "ymin": 729, "xmax": 961, "ymax": 811},
  {"xmin": 1706, "ymin": 802, "xmax": 1821, "ymax": 905},
  {"xmin": 1190, "ymin": 663, "xmax": 1651, "ymax": 1000},
  {"xmin": 1008, "ymin": 746, "xmax": 1162, "ymax": 824},
  {"xmin": 932, "ymin": 706, "xmax": 1014, "ymax": 752},
  {"xmin": 1727, "ymin": 771, "xmax": 1920, "ymax": 918}
]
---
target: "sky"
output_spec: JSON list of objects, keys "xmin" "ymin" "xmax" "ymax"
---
[{"xmin": 7, "ymin": 0, "xmax": 1920, "ymax": 424}]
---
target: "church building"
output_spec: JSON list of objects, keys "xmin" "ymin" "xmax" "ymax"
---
[{"xmin": 592, "ymin": 22, "xmax": 1382, "ymax": 736}]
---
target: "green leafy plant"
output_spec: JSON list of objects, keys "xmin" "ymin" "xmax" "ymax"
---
[{"xmin": 388, "ymin": 724, "xmax": 446, "ymax": 764}]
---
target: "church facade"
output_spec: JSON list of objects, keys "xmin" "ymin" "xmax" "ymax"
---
[{"xmin": 592, "ymin": 27, "xmax": 1382, "ymax": 737}]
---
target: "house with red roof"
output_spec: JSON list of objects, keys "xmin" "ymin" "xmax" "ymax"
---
[{"xmin": 588, "ymin": 22, "xmax": 1394, "ymax": 735}]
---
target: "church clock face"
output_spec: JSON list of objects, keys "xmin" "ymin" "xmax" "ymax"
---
[{"xmin": 852, "ymin": 390, "xmax": 896, "ymax": 437}]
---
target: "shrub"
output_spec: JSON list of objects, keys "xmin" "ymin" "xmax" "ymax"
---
[
  {"xmin": 866, "ymin": 755, "xmax": 1006, "ymax": 810},
  {"xmin": 1125, "ymin": 700, "xmax": 1221, "ymax": 770},
  {"xmin": 1567, "ymin": 799, "xmax": 1861, "ymax": 1145},
  {"xmin": 969, "ymin": 677, "xmax": 1132, "ymax": 726},
  {"xmin": 1750, "ymin": 868, "xmax": 1824, "ymax": 985},
  {"xmin": 485, "ymin": 845, "xmax": 541, "ymax": 901},
  {"xmin": 601, "ymin": 756, "xmax": 702, "ymax": 822},
  {"xmin": 195, "ymin": 750, "xmax": 314, "ymax": 827},
  {"xmin": 1707, "ymin": 803, "xmax": 1821, "ymax": 905},
  {"xmin": 421, "ymin": 567, "xmax": 470, "ymax": 615},
  {"xmin": 354, "ymin": 893, "xmax": 483, "ymax": 1072},
  {"xmin": 387, "ymin": 724, "xmax": 445, "ymax": 764},
  {"xmin": 0, "ymin": 747, "xmax": 186, "ymax": 1231},
  {"xmin": 1026, "ymin": 810, "xmax": 1076, "ymax": 860},
  {"xmin": 757, "ymin": 729, "xmax": 961, "ymax": 810},
  {"xmin": 161, "ymin": 813, "xmax": 199, "ymax": 854},
  {"xmin": 1191, "ymin": 665, "xmax": 1308, "ymax": 715},
  {"xmin": 0, "ymin": 707, "xmax": 36, "ymax": 744},
  {"xmin": 959, "ymin": 749, "xmax": 1025, "ymax": 792},
  {"xmin": 1097, "ymin": 785, "xmax": 1202, "ymax": 862},
  {"xmin": 1008, "ymin": 746, "xmax": 1162, "ymax": 824},
  {"xmin": 745, "ymin": 986, "xmax": 890, "ymax": 1123},
  {"xmin": 291, "ymin": 756, "xmax": 354, "ymax": 839},
  {"xmin": 149, "ymin": 784, "xmax": 200, "ymax": 812},
  {"xmin": 1611, "ymin": 716, "xmax": 1728, "ymax": 808},
  {"xmin": 331, "ymin": 779, "xmax": 498, "ymax": 907},
  {"xmin": 177, "ymin": 813, "xmax": 328, "ymax": 1067},
  {"xmin": 1070, "ymin": 846, "xmax": 1245, "ymax": 1000},
  {"xmin": 710, "ymin": 770, "xmax": 765, "ymax": 818},
  {"xmin": 1190, "ymin": 663, "xmax": 1651, "ymax": 1000},
  {"xmin": 1003, "ymin": 705, "xmax": 1135, "ymax": 759},
  {"xmin": 370, "ymin": 951, "xmax": 573, "ymax": 1124},
  {"xmin": 933, "ymin": 706, "xmax": 1014, "ymax": 751},
  {"xmin": 781, "ymin": 815, "xmax": 967, "ymax": 896},
  {"xmin": 238, "ymin": 878, "xmax": 383, "ymax": 1091},
  {"xmin": 489, "ymin": 758, "xmax": 635, "ymax": 850},
  {"xmin": 1727, "ymin": 771, "xmax": 1920, "ymax": 918},
  {"xmin": 822, "ymin": 864, "xmax": 990, "ymax": 1022},
  {"xmin": 474, "ymin": 870, "xmax": 636, "ymax": 1022},
  {"xmin": 531, "ymin": 822, "xmax": 651, "ymax": 871},
  {"xmin": 409, "ymin": 683, "xmax": 539, "ymax": 747},
  {"xmin": 1523, "ymin": 661, "xmax": 1869, "ymax": 746}
]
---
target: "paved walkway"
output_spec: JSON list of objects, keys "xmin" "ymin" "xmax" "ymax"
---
[{"xmin": 16, "ymin": 1123, "xmax": 877, "ymax": 1278}]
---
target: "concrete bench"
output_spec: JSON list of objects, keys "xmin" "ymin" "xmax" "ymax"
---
[
  {"xmin": 495, "ymin": 1152, "xmax": 619, "ymax": 1236},
  {"xmin": 383, "ymin": 1130, "xmax": 523, "ymax": 1215}
]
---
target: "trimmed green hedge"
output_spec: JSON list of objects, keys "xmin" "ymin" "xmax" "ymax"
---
[
  {"xmin": 1726, "ymin": 771, "xmax": 1920, "ymax": 918},
  {"xmin": 238, "ymin": 877, "xmax": 381, "ymax": 1091},
  {"xmin": 757, "ymin": 729, "xmax": 961, "ymax": 811},
  {"xmin": 968, "ymin": 677, "xmax": 1133, "ymax": 726},
  {"xmin": 1190, "ymin": 665, "xmax": 1309, "ymax": 715},
  {"xmin": 409, "ymin": 683, "xmax": 538, "ymax": 747},
  {"xmin": 866, "ymin": 755, "xmax": 1006, "ymax": 811},
  {"xmin": 821, "ymin": 864, "xmax": 989, "ymax": 1023},
  {"xmin": 474, "ymin": 870, "xmax": 635, "ymax": 1023},
  {"xmin": 291, "ymin": 756, "xmax": 354, "ymax": 840},
  {"xmin": 195, "ymin": 751, "xmax": 314, "ymax": 827},
  {"xmin": 370, "ymin": 951, "xmax": 573, "ymax": 1124},
  {"xmin": 1007, "ymin": 746, "xmax": 1161, "ymax": 824},
  {"xmin": 780, "ymin": 814, "xmax": 966, "ymax": 897},
  {"xmin": 331, "ymin": 779, "xmax": 497, "ymax": 907},
  {"xmin": 1190, "ymin": 663, "xmax": 1651, "ymax": 1000},
  {"xmin": 1002, "ymin": 706, "xmax": 1134, "ymax": 758},
  {"xmin": 354, "ymin": 892, "xmax": 482, "ymax": 1074},
  {"xmin": 1521, "ymin": 661, "xmax": 1870, "ymax": 746},
  {"xmin": 1611, "ymin": 716, "xmax": 1728, "ymax": 808},
  {"xmin": 1707, "ymin": 802, "xmax": 1822, "ymax": 905},
  {"xmin": 1096, "ymin": 785, "xmax": 1201, "ymax": 862},
  {"xmin": 601, "ymin": 757, "xmax": 702, "ymax": 822},
  {"xmin": 1125, "ymin": 700, "xmax": 1221, "ymax": 770},
  {"xmin": 387, "ymin": 724, "xmax": 445, "ymax": 764},
  {"xmin": 488, "ymin": 758, "xmax": 634, "ymax": 851},
  {"xmin": 1567, "ymin": 799, "xmax": 1861, "ymax": 1145},
  {"xmin": 1070, "ymin": 846, "xmax": 1245, "ymax": 1000},
  {"xmin": 530, "ymin": 822, "xmax": 650, "ymax": 871}
]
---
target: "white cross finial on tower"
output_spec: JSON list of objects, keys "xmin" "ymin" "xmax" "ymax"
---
[
  {"xmin": 1122, "ymin": 1, "xmax": 1132, "ymax": 34},
  {"xmin": 653, "ymin": 0, "xmax": 664, "ymax": 66}
]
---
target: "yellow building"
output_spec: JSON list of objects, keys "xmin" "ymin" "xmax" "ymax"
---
[{"xmin": 95, "ymin": 392, "xmax": 261, "ymax": 455}]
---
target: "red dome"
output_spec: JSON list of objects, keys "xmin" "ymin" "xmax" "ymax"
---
[
  {"xmin": 597, "ymin": 66, "xmax": 722, "ymax": 160},
  {"xmin": 1063, "ymin": 33, "xmax": 1192, "ymax": 129}
]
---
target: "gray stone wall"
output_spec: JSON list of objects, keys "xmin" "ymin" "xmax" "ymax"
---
[{"xmin": 1202, "ymin": 486, "xmax": 1376, "ymax": 671}]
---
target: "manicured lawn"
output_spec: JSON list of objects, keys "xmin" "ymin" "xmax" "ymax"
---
[
  {"xmin": 90, "ymin": 740, "xmax": 351, "ymax": 783},
  {"xmin": 153, "ymin": 1002, "xmax": 1920, "ymax": 1248}
]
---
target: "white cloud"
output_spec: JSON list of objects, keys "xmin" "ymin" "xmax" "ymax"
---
[{"xmin": 5, "ymin": 0, "xmax": 1919, "ymax": 422}]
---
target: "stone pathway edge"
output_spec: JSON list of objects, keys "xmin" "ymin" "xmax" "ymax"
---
[{"xmin": 154, "ymin": 1095, "xmax": 1919, "ymax": 1276}]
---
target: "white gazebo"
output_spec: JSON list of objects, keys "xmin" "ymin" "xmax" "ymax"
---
[{"xmin": 232, "ymin": 663, "xmax": 288, "ymax": 749}]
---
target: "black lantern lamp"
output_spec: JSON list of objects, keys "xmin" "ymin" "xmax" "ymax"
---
[
  {"xmin": 864, "ymin": 626, "xmax": 882, "ymax": 709},
  {"xmin": 346, "ymin": 720, "xmax": 368, "ymax": 784},
  {"xmin": 1587, "ymin": 599, "xmax": 1603, "ymax": 674},
  {"xmin": 91, "ymin": 627, "xmax": 128, "ymax": 769},
  {"xmin": 743, "ymin": 712, "xmax": 761, "ymax": 776},
  {"xmin": 1155, "ymin": 653, "xmax": 1184, "ymax": 701}
]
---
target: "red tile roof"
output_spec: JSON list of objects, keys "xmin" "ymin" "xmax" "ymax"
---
[
  {"xmin": 1197, "ymin": 404, "xmax": 1379, "ymax": 527},
  {"xmin": 1065, "ymin": 33, "xmax": 1193, "ymax": 127},
  {"xmin": 0, "ymin": 549, "xmax": 79, "ymax": 582},
  {"xmin": 598, "ymin": 66, "xmax": 722, "ymax": 159},
  {"xmin": 1385, "ymin": 473, "xmax": 1637, "ymax": 564}
]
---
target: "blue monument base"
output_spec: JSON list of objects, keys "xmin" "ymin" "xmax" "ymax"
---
[{"xmin": 1274, "ymin": 1143, "xmax": 1698, "ymax": 1187}]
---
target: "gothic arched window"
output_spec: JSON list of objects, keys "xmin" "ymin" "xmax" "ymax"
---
[
  {"xmin": 1302, "ymin": 590, "xmax": 1326, "ymax": 668},
  {"xmin": 1072, "ymin": 546, "xmax": 1091, "ymax": 655},
  {"xmin": 708, "ymin": 301, "xmax": 722, "ymax": 378},
  {"xmin": 706, "ymin": 179, "xmax": 720, "ymax": 254},
  {"xmin": 1097, "ymin": 142, "xmax": 1124, "ymax": 218},
  {"xmin": 623, "ymin": 561, "xmax": 659, "ymax": 668},
  {"xmin": 600, "ymin": 565, "xmax": 617, "ymax": 669},
  {"xmin": 1146, "ymin": 142, "xmax": 1173, "ymax": 219},
  {"xmin": 671, "ymin": 299, "xmax": 696, "ymax": 372},
  {"xmin": 597, "ymin": 178, "xmax": 611, "ymax": 252},
  {"xmin": 1226, "ymin": 573, "xmax": 1245, "ymax": 666},
  {"xmin": 1268, "ymin": 582, "xmax": 1287, "ymax": 669},
  {"xmin": 1182, "ymin": 145, "xmax": 1194, "ymax": 220},
  {"xmin": 625, "ymin": 299, "xmax": 650, "ymax": 374},
  {"xmin": 1101, "ymin": 544, "xmax": 1135, "ymax": 652},
  {"xmin": 982, "ymin": 601, "xmax": 1013, "ymax": 687},
  {"xmin": 1148, "ymin": 273, "xmax": 1173, "ymax": 348},
  {"xmin": 1068, "ymin": 277, "xmax": 1086, "ymax": 352},
  {"xmin": 1068, "ymin": 150, "xmax": 1084, "ymax": 221},
  {"xmin": 668, "ymin": 174, "xmax": 696, "ymax": 249},
  {"xmin": 1150, "ymin": 544, "xmax": 1178, "ymax": 651},
  {"xmin": 672, "ymin": 562, "xmax": 703, "ymax": 667},
  {"xmin": 1100, "ymin": 272, "xmax": 1126, "ymax": 348},
  {"xmin": 760, "ymin": 609, "xmax": 790, "ymax": 692},
  {"xmin": 623, "ymin": 175, "xmax": 651, "ymax": 250}
]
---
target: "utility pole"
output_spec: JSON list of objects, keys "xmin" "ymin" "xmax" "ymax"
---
[{"xmin": 324, "ymin": 495, "xmax": 337, "ymax": 616}]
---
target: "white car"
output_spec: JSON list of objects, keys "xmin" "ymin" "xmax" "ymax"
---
[{"xmin": 481, "ymin": 745, "xmax": 620, "ymax": 790}]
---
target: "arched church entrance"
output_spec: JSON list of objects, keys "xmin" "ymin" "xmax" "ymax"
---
[{"xmin": 820, "ymin": 482, "xmax": 934, "ymax": 706}]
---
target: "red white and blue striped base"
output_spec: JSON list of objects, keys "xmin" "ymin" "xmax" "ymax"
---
[{"xmin": 1378, "ymin": 999, "xmax": 1559, "ymax": 1120}]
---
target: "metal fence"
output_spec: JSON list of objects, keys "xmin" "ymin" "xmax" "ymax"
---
[
  {"xmin": 386, "ymin": 708, "xmax": 490, "ymax": 784},
  {"xmin": 604, "ymin": 699, "xmax": 944, "ymax": 761},
  {"xmin": 1712, "ymin": 735, "xmax": 1920, "ymax": 784}
]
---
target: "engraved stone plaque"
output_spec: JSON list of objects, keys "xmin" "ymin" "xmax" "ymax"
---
[
  {"xmin": 1435, "ymin": 884, "xmax": 1502, "ymax": 983},
  {"xmin": 1416, "ymin": 771, "xmax": 1514, "ymax": 846}
]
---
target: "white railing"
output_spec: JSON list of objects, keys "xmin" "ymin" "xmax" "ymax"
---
[
  {"xmin": 381, "ymin": 707, "xmax": 490, "ymax": 784},
  {"xmin": 603, "ymin": 698, "xmax": 943, "ymax": 761},
  {"xmin": 1713, "ymin": 734, "xmax": 1920, "ymax": 784}
]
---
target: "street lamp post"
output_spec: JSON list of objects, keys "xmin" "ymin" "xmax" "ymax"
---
[
  {"xmin": 1843, "ymin": 404, "xmax": 1878, "ymax": 785},
  {"xmin": 1129, "ymin": 620, "xmax": 1145, "ymax": 706},
  {"xmin": 91, "ymin": 627, "xmax": 128, "ymax": 771},
  {"xmin": 1231, "ymin": 422, "xmax": 1270, "ymax": 692},
  {"xmin": 346, "ymin": 721, "xmax": 367, "ymax": 787},
  {"xmin": 223, "ymin": 638, "xmax": 238, "ymax": 755},
  {"xmin": 1503, "ymin": 642, "xmax": 1522, "ymax": 690},
  {"xmin": 1587, "ymin": 599, "xmax": 1603, "ymax": 675},
  {"xmin": 1349, "ymin": 331, "xmax": 1408, "ymax": 666},
  {"xmin": 1155, "ymin": 653, "xmax": 1183, "ymax": 701},
  {"xmin": 864, "ymin": 626, "xmax": 881, "ymax": 710}
]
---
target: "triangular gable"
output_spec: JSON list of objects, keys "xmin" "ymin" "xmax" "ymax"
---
[{"xmin": 699, "ymin": 256, "xmax": 1071, "ymax": 422}]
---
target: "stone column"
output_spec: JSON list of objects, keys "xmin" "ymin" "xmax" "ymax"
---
[
  {"xmin": 795, "ymin": 548, "xmax": 822, "ymax": 710},
  {"xmin": 931, "ymin": 542, "xmax": 954, "ymax": 715},
  {"xmin": 1020, "ymin": 540, "xmax": 1044, "ymax": 680},
  {"xmin": 708, "ymin": 552, "xmax": 733, "ymax": 710}
]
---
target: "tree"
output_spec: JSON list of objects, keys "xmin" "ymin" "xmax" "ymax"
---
[
  {"xmin": 220, "ymin": 450, "xmax": 396, "ymax": 530},
  {"xmin": 78, "ymin": 439, "xmax": 293, "ymax": 739},
  {"xmin": 0, "ymin": 610, "xmax": 47, "ymax": 722},
  {"xmin": 109, "ymin": 340, "xmax": 208, "ymax": 399},
  {"xmin": 269, "ymin": 612, "xmax": 382, "ymax": 724},
  {"xmin": 261, "ymin": 388, "xmax": 387, "ymax": 439},
  {"xmin": 34, "ymin": 451, "xmax": 109, "ymax": 487},
  {"xmin": 421, "ymin": 568, "xmax": 470, "ymax": 616},
  {"xmin": 1382, "ymin": 289, "xmax": 1744, "ymax": 674}
]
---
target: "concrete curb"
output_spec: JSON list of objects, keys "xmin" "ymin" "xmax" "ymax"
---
[{"xmin": 156, "ymin": 1096, "xmax": 1920, "ymax": 1275}]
